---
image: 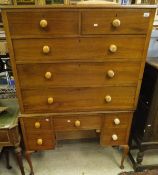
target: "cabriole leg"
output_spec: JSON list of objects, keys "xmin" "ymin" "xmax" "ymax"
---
[
  {"xmin": 25, "ymin": 151, "xmax": 34, "ymax": 175},
  {"xmin": 120, "ymin": 145, "xmax": 129, "ymax": 169}
]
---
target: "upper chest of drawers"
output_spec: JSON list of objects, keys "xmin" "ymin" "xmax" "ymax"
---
[
  {"xmin": 5, "ymin": 8, "xmax": 155, "ymax": 37},
  {"xmin": 2, "ymin": 7, "xmax": 156, "ymax": 114}
]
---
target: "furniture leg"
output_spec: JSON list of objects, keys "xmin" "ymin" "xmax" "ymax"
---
[
  {"xmin": 15, "ymin": 146, "xmax": 25, "ymax": 175},
  {"xmin": 136, "ymin": 151, "xmax": 144, "ymax": 164},
  {"xmin": 4, "ymin": 147, "xmax": 12, "ymax": 169},
  {"xmin": 120, "ymin": 145, "xmax": 129, "ymax": 169},
  {"xmin": 25, "ymin": 151, "xmax": 34, "ymax": 175}
]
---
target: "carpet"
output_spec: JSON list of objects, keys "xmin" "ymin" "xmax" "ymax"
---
[{"xmin": 118, "ymin": 170, "xmax": 158, "ymax": 175}]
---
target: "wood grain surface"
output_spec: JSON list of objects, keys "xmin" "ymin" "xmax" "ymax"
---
[
  {"xmin": 82, "ymin": 9, "xmax": 153, "ymax": 34},
  {"xmin": 7, "ymin": 11, "xmax": 79, "ymax": 37},
  {"xmin": 1, "ymin": 7, "xmax": 156, "ymax": 156},
  {"xmin": 21, "ymin": 86, "xmax": 137, "ymax": 113},
  {"xmin": 13, "ymin": 37, "xmax": 145, "ymax": 62},
  {"xmin": 17, "ymin": 62, "xmax": 141, "ymax": 88}
]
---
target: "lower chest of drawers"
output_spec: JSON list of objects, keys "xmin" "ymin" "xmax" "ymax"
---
[{"xmin": 20, "ymin": 112, "xmax": 133, "ymax": 151}]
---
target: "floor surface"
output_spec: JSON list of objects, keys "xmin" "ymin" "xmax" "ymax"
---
[{"xmin": 0, "ymin": 140, "xmax": 158, "ymax": 175}]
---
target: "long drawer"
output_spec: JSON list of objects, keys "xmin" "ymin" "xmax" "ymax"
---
[
  {"xmin": 21, "ymin": 86, "xmax": 136, "ymax": 113},
  {"xmin": 13, "ymin": 36, "xmax": 145, "ymax": 62},
  {"xmin": 82, "ymin": 9, "xmax": 153, "ymax": 35},
  {"xmin": 7, "ymin": 10, "xmax": 79, "ymax": 37},
  {"xmin": 17, "ymin": 62, "xmax": 141, "ymax": 88}
]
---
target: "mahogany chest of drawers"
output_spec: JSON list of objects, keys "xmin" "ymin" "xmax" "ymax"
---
[{"xmin": 1, "ymin": 5, "xmax": 156, "ymax": 175}]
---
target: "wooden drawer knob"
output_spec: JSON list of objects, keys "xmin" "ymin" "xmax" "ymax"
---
[
  {"xmin": 37, "ymin": 138, "xmax": 43, "ymax": 145},
  {"xmin": 105, "ymin": 95, "xmax": 112, "ymax": 103},
  {"xmin": 75, "ymin": 120, "xmax": 81, "ymax": 127},
  {"xmin": 40, "ymin": 19, "xmax": 48, "ymax": 28},
  {"xmin": 112, "ymin": 134, "xmax": 118, "ymax": 141},
  {"xmin": 112, "ymin": 19, "xmax": 121, "ymax": 27},
  {"xmin": 45, "ymin": 72, "xmax": 52, "ymax": 79},
  {"xmin": 109, "ymin": 44, "xmax": 117, "ymax": 53},
  {"xmin": 47, "ymin": 97, "xmax": 53, "ymax": 104},
  {"xmin": 114, "ymin": 118, "xmax": 120, "ymax": 125},
  {"xmin": 96, "ymin": 129, "xmax": 101, "ymax": 133},
  {"xmin": 35, "ymin": 122, "xmax": 41, "ymax": 129},
  {"xmin": 43, "ymin": 45, "xmax": 50, "ymax": 54},
  {"xmin": 107, "ymin": 70, "xmax": 115, "ymax": 78}
]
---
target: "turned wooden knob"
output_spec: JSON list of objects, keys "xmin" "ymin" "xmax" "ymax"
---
[
  {"xmin": 43, "ymin": 45, "xmax": 50, "ymax": 54},
  {"xmin": 35, "ymin": 122, "xmax": 41, "ymax": 129},
  {"xmin": 105, "ymin": 95, "xmax": 112, "ymax": 103},
  {"xmin": 112, "ymin": 19, "xmax": 121, "ymax": 28},
  {"xmin": 47, "ymin": 97, "xmax": 53, "ymax": 104},
  {"xmin": 109, "ymin": 44, "xmax": 117, "ymax": 53},
  {"xmin": 96, "ymin": 129, "xmax": 101, "ymax": 133},
  {"xmin": 45, "ymin": 72, "xmax": 52, "ymax": 79},
  {"xmin": 107, "ymin": 70, "xmax": 115, "ymax": 78},
  {"xmin": 40, "ymin": 19, "xmax": 48, "ymax": 28},
  {"xmin": 114, "ymin": 118, "xmax": 120, "ymax": 125},
  {"xmin": 112, "ymin": 134, "xmax": 118, "ymax": 141},
  {"xmin": 75, "ymin": 120, "xmax": 81, "ymax": 127},
  {"xmin": 37, "ymin": 138, "xmax": 43, "ymax": 145}
]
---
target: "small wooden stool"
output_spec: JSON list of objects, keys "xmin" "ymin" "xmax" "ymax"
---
[{"xmin": 0, "ymin": 99, "xmax": 25, "ymax": 175}]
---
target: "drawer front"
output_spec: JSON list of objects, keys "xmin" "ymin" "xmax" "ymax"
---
[
  {"xmin": 26, "ymin": 132, "xmax": 55, "ymax": 151},
  {"xmin": 82, "ymin": 9, "xmax": 153, "ymax": 34},
  {"xmin": 0, "ymin": 130, "xmax": 9, "ymax": 143},
  {"xmin": 13, "ymin": 36, "xmax": 145, "ymax": 61},
  {"xmin": 103, "ymin": 113, "xmax": 133, "ymax": 128},
  {"xmin": 100, "ymin": 112, "xmax": 132, "ymax": 145},
  {"xmin": 100, "ymin": 128, "xmax": 128, "ymax": 145},
  {"xmin": 21, "ymin": 86, "xmax": 136, "ymax": 113},
  {"xmin": 22, "ymin": 117, "xmax": 52, "ymax": 132},
  {"xmin": 17, "ymin": 62, "xmax": 140, "ymax": 88},
  {"xmin": 7, "ymin": 11, "xmax": 79, "ymax": 36},
  {"xmin": 54, "ymin": 115, "xmax": 102, "ymax": 131}
]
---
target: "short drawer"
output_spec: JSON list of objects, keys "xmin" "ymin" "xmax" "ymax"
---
[
  {"xmin": 54, "ymin": 115, "xmax": 102, "ymax": 131},
  {"xmin": 13, "ymin": 36, "xmax": 145, "ymax": 62},
  {"xmin": 103, "ymin": 113, "xmax": 133, "ymax": 128},
  {"xmin": 0, "ymin": 130, "xmax": 9, "ymax": 143},
  {"xmin": 21, "ymin": 86, "xmax": 136, "ymax": 113},
  {"xmin": 26, "ymin": 131, "xmax": 55, "ymax": 151},
  {"xmin": 7, "ymin": 10, "xmax": 79, "ymax": 37},
  {"xmin": 100, "ymin": 128, "xmax": 128, "ymax": 146},
  {"xmin": 82, "ymin": 9, "xmax": 153, "ymax": 34},
  {"xmin": 17, "ymin": 62, "xmax": 141, "ymax": 89},
  {"xmin": 21, "ymin": 117, "xmax": 52, "ymax": 132}
]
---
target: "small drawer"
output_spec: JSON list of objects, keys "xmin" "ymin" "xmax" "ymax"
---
[
  {"xmin": 104, "ymin": 113, "xmax": 133, "ymax": 128},
  {"xmin": 26, "ymin": 132, "xmax": 55, "ymax": 151},
  {"xmin": 82, "ymin": 9, "xmax": 153, "ymax": 35},
  {"xmin": 22, "ymin": 117, "xmax": 52, "ymax": 131},
  {"xmin": 100, "ymin": 128, "xmax": 128, "ymax": 146},
  {"xmin": 54, "ymin": 115, "xmax": 102, "ymax": 131},
  {"xmin": 0, "ymin": 130, "xmax": 9, "ymax": 144},
  {"xmin": 7, "ymin": 10, "xmax": 79, "ymax": 37}
]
